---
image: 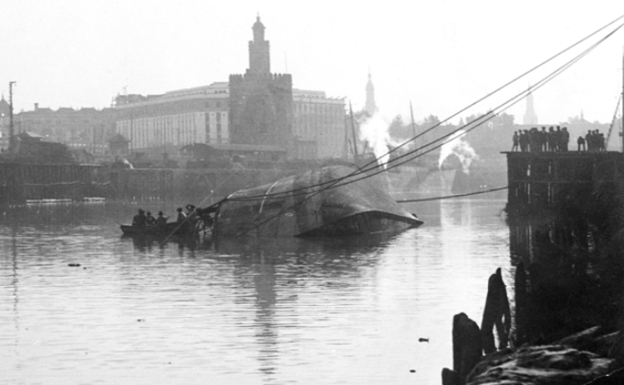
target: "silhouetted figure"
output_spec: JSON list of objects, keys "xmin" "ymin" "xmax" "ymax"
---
[
  {"xmin": 555, "ymin": 126, "xmax": 563, "ymax": 152},
  {"xmin": 176, "ymin": 207, "xmax": 186, "ymax": 224},
  {"xmin": 547, "ymin": 126, "xmax": 556, "ymax": 152},
  {"xmin": 186, "ymin": 204, "xmax": 198, "ymax": 231},
  {"xmin": 156, "ymin": 211, "xmax": 167, "ymax": 228},
  {"xmin": 511, "ymin": 131, "xmax": 519, "ymax": 151},
  {"xmin": 528, "ymin": 127, "xmax": 540, "ymax": 152},
  {"xmin": 145, "ymin": 211, "xmax": 156, "ymax": 226},
  {"xmin": 586, "ymin": 130, "xmax": 593, "ymax": 151},
  {"xmin": 561, "ymin": 127, "xmax": 570, "ymax": 151},
  {"xmin": 539, "ymin": 127, "xmax": 548, "ymax": 152},
  {"xmin": 132, "ymin": 209, "xmax": 147, "ymax": 227},
  {"xmin": 577, "ymin": 136, "xmax": 586, "ymax": 151},
  {"xmin": 480, "ymin": 268, "xmax": 511, "ymax": 354}
]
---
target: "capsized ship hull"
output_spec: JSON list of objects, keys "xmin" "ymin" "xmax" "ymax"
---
[{"xmin": 213, "ymin": 165, "xmax": 423, "ymax": 237}]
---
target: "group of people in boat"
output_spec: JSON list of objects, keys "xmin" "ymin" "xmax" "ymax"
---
[
  {"xmin": 511, "ymin": 126, "xmax": 571, "ymax": 152},
  {"xmin": 131, "ymin": 209, "xmax": 166, "ymax": 227},
  {"xmin": 511, "ymin": 126, "xmax": 606, "ymax": 153},
  {"xmin": 132, "ymin": 204, "xmax": 209, "ymax": 232}
]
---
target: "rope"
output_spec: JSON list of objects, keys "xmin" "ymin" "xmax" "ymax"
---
[
  {"xmin": 222, "ymin": 14, "xmax": 624, "ymax": 204},
  {"xmin": 395, "ymin": 186, "xmax": 508, "ymax": 204},
  {"xmin": 216, "ymin": 19, "xmax": 624, "ymax": 236}
]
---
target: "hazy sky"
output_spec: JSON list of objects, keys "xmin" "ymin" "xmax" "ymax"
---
[{"xmin": 1, "ymin": 0, "xmax": 623, "ymax": 125}]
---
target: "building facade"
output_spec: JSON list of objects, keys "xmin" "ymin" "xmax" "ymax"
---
[
  {"xmin": 293, "ymin": 89, "xmax": 346, "ymax": 159},
  {"xmin": 13, "ymin": 104, "xmax": 116, "ymax": 154},
  {"xmin": 0, "ymin": 97, "xmax": 10, "ymax": 150},
  {"xmin": 114, "ymin": 83, "xmax": 230, "ymax": 151},
  {"xmin": 9, "ymin": 17, "xmax": 347, "ymax": 161}
]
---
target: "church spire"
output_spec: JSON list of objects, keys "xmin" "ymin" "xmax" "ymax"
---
[
  {"xmin": 365, "ymin": 71, "xmax": 377, "ymax": 116},
  {"xmin": 523, "ymin": 86, "xmax": 538, "ymax": 125}
]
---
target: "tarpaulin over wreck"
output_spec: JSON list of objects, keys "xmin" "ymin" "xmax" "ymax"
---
[{"xmin": 212, "ymin": 165, "xmax": 423, "ymax": 237}]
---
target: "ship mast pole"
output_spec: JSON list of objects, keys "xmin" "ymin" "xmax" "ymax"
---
[
  {"xmin": 8, "ymin": 81, "xmax": 16, "ymax": 154},
  {"xmin": 349, "ymin": 102, "xmax": 359, "ymax": 161},
  {"xmin": 409, "ymin": 101, "xmax": 417, "ymax": 139}
]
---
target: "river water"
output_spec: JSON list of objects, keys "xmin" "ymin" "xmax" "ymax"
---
[{"xmin": 1, "ymin": 198, "xmax": 512, "ymax": 385}]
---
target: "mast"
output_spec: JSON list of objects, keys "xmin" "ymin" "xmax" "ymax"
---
[
  {"xmin": 409, "ymin": 101, "xmax": 417, "ymax": 138},
  {"xmin": 343, "ymin": 114, "xmax": 348, "ymax": 158},
  {"xmin": 8, "ymin": 81, "xmax": 16, "ymax": 153},
  {"xmin": 622, "ymin": 47, "xmax": 624, "ymax": 152},
  {"xmin": 349, "ymin": 102, "xmax": 359, "ymax": 161}
]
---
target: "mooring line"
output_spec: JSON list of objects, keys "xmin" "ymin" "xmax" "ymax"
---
[{"xmin": 396, "ymin": 186, "xmax": 508, "ymax": 203}]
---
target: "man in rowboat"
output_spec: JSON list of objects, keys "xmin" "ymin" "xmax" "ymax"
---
[
  {"xmin": 156, "ymin": 211, "xmax": 167, "ymax": 226},
  {"xmin": 132, "ymin": 209, "xmax": 147, "ymax": 227},
  {"xmin": 145, "ymin": 212, "xmax": 156, "ymax": 226}
]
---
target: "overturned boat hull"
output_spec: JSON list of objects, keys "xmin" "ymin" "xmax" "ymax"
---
[{"xmin": 212, "ymin": 165, "xmax": 423, "ymax": 238}]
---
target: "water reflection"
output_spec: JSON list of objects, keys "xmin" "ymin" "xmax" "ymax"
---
[
  {"xmin": 213, "ymin": 232, "xmax": 392, "ymax": 257},
  {"xmin": 1, "ymin": 199, "xmax": 512, "ymax": 385},
  {"xmin": 251, "ymin": 255, "xmax": 279, "ymax": 383},
  {"xmin": 121, "ymin": 233, "xmax": 209, "ymax": 254},
  {"xmin": 508, "ymin": 211, "xmax": 623, "ymax": 346}
]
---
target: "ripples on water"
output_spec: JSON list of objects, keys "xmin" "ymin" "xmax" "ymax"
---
[{"xmin": 0, "ymin": 199, "xmax": 510, "ymax": 385}]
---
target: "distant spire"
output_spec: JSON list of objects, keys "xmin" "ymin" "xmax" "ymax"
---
[
  {"xmin": 365, "ymin": 71, "xmax": 377, "ymax": 115},
  {"xmin": 523, "ymin": 85, "xmax": 538, "ymax": 125}
]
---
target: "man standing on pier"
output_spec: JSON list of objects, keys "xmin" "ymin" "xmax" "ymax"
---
[
  {"xmin": 561, "ymin": 127, "xmax": 570, "ymax": 151},
  {"xmin": 511, "ymin": 131, "xmax": 519, "ymax": 151}
]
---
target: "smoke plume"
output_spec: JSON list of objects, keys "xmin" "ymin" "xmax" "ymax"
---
[
  {"xmin": 438, "ymin": 129, "xmax": 478, "ymax": 174},
  {"xmin": 358, "ymin": 112, "xmax": 398, "ymax": 169}
]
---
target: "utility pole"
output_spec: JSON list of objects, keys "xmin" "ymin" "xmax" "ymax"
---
[{"xmin": 8, "ymin": 81, "xmax": 16, "ymax": 153}]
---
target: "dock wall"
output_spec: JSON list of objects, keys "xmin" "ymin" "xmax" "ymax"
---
[
  {"xmin": 0, "ymin": 163, "xmax": 108, "ymax": 206},
  {"xmin": 506, "ymin": 151, "xmax": 624, "ymax": 214}
]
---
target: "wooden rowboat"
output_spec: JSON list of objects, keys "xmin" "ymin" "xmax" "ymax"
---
[{"xmin": 120, "ymin": 221, "xmax": 200, "ymax": 237}]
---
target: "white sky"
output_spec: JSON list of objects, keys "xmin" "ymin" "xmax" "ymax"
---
[{"xmin": 1, "ymin": 0, "xmax": 623, "ymax": 125}]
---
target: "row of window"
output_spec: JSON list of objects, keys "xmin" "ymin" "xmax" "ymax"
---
[
  {"xmin": 294, "ymin": 102, "xmax": 344, "ymax": 116},
  {"xmin": 117, "ymin": 112, "xmax": 229, "ymax": 149}
]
